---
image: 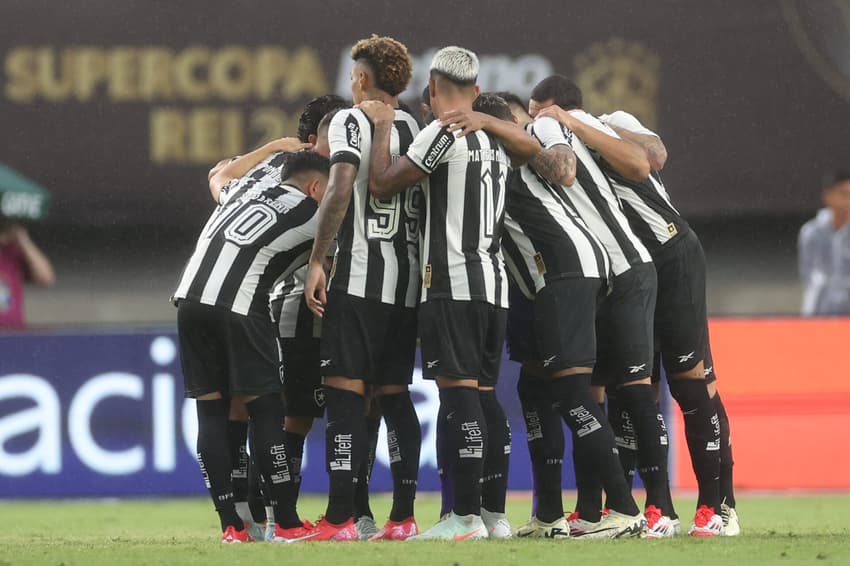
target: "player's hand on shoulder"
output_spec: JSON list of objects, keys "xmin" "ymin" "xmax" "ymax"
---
[
  {"xmin": 536, "ymin": 106, "xmax": 576, "ymax": 130},
  {"xmin": 357, "ymin": 100, "xmax": 395, "ymax": 123},
  {"xmin": 304, "ymin": 260, "xmax": 328, "ymax": 318},
  {"xmin": 440, "ymin": 108, "xmax": 488, "ymax": 137},
  {"xmin": 268, "ymin": 137, "xmax": 313, "ymax": 154}
]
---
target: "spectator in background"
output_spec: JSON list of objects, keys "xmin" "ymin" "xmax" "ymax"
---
[
  {"xmin": 799, "ymin": 170, "xmax": 850, "ymax": 316},
  {"xmin": 0, "ymin": 218, "xmax": 55, "ymax": 328}
]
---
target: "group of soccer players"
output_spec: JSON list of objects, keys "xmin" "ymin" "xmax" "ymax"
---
[{"xmin": 173, "ymin": 34, "xmax": 740, "ymax": 543}]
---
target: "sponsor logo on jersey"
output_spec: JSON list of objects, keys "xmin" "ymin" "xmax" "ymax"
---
[{"xmin": 423, "ymin": 129, "xmax": 455, "ymax": 169}]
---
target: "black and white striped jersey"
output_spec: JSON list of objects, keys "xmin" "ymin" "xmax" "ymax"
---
[
  {"xmin": 269, "ymin": 265, "xmax": 321, "ymax": 339},
  {"xmin": 502, "ymin": 117, "xmax": 610, "ymax": 299},
  {"xmin": 326, "ymin": 107, "xmax": 423, "ymax": 308},
  {"xmin": 173, "ymin": 183, "xmax": 317, "ymax": 319},
  {"xmin": 406, "ymin": 121, "xmax": 509, "ymax": 308},
  {"xmin": 549, "ymin": 110, "xmax": 653, "ymax": 276},
  {"xmin": 597, "ymin": 111, "xmax": 691, "ymax": 255}
]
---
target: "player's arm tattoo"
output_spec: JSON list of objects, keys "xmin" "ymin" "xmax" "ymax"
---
[
  {"xmin": 610, "ymin": 126, "xmax": 668, "ymax": 171},
  {"xmin": 531, "ymin": 145, "xmax": 576, "ymax": 186},
  {"xmin": 309, "ymin": 162, "xmax": 356, "ymax": 264}
]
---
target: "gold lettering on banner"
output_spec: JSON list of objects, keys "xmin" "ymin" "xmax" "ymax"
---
[
  {"xmin": 3, "ymin": 45, "xmax": 329, "ymax": 165},
  {"xmin": 574, "ymin": 38, "xmax": 660, "ymax": 129}
]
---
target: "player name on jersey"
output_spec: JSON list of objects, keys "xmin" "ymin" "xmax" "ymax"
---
[{"xmin": 407, "ymin": 122, "xmax": 510, "ymax": 308}]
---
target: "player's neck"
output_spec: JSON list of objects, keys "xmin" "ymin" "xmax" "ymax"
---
[{"xmin": 363, "ymin": 90, "xmax": 398, "ymax": 108}]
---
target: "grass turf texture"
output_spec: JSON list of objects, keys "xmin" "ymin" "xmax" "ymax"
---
[{"xmin": 2, "ymin": 494, "xmax": 849, "ymax": 565}]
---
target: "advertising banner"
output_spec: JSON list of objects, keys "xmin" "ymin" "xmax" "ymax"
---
[{"xmin": 0, "ymin": 329, "xmax": 577, "ymax": 497}]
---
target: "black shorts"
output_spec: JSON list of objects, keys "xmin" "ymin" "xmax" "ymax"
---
[
  {"xmin": 279, "ymin": 337, "xmax": 324, "ymax": 418},
  {"xmin": 506, "ymin": 286, "xmax": 539, "ymax": 363},
  {"xmin": 419, "ymin": 299, "xmax": 507, "ymax": 387},
  {"xmin": 593, "ymin": 263, "xmax": 657, "ymax": 387},
  {"xmin": 320, "ymin": 291, "xmax": 417, "ymax": 385},
  {"xmin": 534, "ymin": 278, "xmax": 602, "ymax": 374},
  {"xmin": 177, "ymin": 300, "xmax": 282, "ymax": 398},
  {"xmin": 654, "ymin": 231, "xmax": 711, "ymax": 376}
]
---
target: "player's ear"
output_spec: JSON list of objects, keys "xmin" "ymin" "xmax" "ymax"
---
[
  {"xmin": 428, "ymin": 78, "xmax": 436, "ymax": 100},
  {"xmin": 474, "ymin": 85, "xmax": 481, "ymax": 97},
  {"xmin": 307, "ymin": 134, "xmax": 317, "ymax": 145}
]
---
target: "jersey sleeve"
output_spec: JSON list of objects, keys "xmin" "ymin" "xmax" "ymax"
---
[
  {"xmin": 328, "ymin": 109, "xmax": 363, "ymax": 168},
  {"xmin": 531, "ymin": 116, "xmax": 571, "ymax": 149},
  {"xmin": 569, "ymin": 109, "xmax": 621, "ymax": 138},
  {"xmin": 598, "ymin": 110, "xmax": 659, "ymax": 138},
  {"xmin": 406, "ymin": 121, "xmax": 456, "ymax": 174}
]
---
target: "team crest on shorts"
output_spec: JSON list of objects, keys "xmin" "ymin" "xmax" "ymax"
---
[
  {"xmin": 314, "ymin": 387, "xmax": 326, "ymax": 407},
  {"xmin": 279, "ymin": 364, "xmax": 286, "ymax": 384}
]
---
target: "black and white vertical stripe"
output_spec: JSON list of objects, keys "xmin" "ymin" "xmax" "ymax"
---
[
  {"xmin": 555, "ymin": 134, "xmax": 653, "ymax": 276},
  {"xmin": 269, "ymin": 265, "xmax": 321, "ymax": 339},
  {"xmin": 502, "ymin": 164, "xmax": 610, "ymax": 299},
  {"xmin": 173, "ymin": 184, "xmax": 317, "ymax": 318},
  {"xmin": 604, "ymin": 169, "xmax": 691, "ymax": 255},
  {"xmin": 407, "ymin": 121, "xmax": 509, "ymax": 307},
  {"xmin": 327, "ymin": 107, "xmax": 422, "ymax": 307}
]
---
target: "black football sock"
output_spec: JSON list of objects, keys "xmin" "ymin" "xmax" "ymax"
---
[
  {"xmin": 436, "ymin": 399, "xmax": 454, "ymax": 518},
  {"xmin": 324, "ymin": 387, "xmax": 367, "ymax": 524},
  {"xmin": 246, "ymin": 421, "xmax": 268, "ymax": 523},
  {"xmin": 668, "ymin": 378, "xmax": 721, "ymax": 511},
  {"xmin": 440, "ymin": 386, "xmax": 487, "ymax": 517},
  {"xmin": 354, "ymin": 413, "xmax": 380, "ymax": 520},
  {"xmin": 196, "ymin": 398, "xmax": 243, "ymax": 531},
  {"xmin": 551, "ymin": 375, "xmax": 639, "ymax": 517},
  {"xmin": 517, "ymin": 369, "xmax": 565, "ymax": 523},
  {"xmin": 479, "ymin": 390, "xmax": 510, "ymax": 515},
  {"xmin": 380, "ymin": 391, "xmax": 421, "ymax": 521},
  {"xmin": 713, "ymin": 392, "xmax": 736, "ymax": 508},
  {"xmin": 284, "ymin": 431, "xmax": 306, "ymax": 516},
  {"xmin": 246, "ymin": 453, "xmax": 267, "ymax": 523},
  {"xmin": 246, "ymin": 394, "xmax": 300, "ymax": 528},
  {"xmin": 227, "ymin": 420, "xmax": 250, "ymax": 503},
  {"xmin": 573, "ymin": 400, "xmax": 607, "ymax": 522},
  {"xmin": 618, "ymin": 384, "xmax": 673, "ymax": 515},
  {"xmin": 656, "ymin": 409, "xmax": 678, "ymax": 520},
  {"xmin": 606, "ymin": 390, "xmax": 638, "ymax": 489}
]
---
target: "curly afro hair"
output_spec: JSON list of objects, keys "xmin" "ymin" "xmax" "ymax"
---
[{"xmin": 351, "ymin": 34, "xmax": 412, "ymax": 97}]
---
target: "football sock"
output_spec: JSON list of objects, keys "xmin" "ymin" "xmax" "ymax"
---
[
  {"xmin": 196, "ymin": 398, "xmax": 243, "ymax": 531},
  {"xmin": 246, "ymin": 421, "xmax": 268, "ymax": 523},
  {"xmin": 606, "ymin": 390, "xmax": 637, "ymax": 489},
  {"xmin": 246, "ymin": 394, "xmax": 300, "ymax": 528},
  {"xmin": 668, "ymin": 378, "xmax": 721, "ymax": 511},
  {"xmin": 284, "ymin": 431, "xmax": 306, "ymax": 516},
  {"xmin": 713, "ymin": 392, "xmax": 736, "ymax": 508},
  {"xmin": 440, "ymin": 386, "xmax": 487, "ymax": 517},
  {"xmin": 246, "ymin": 453, "xmax": 267, "ymax": 523},
  {"xmin": 227, "ymin": 420, "xmax": 250, "ymax": 503},
  {"xmin": 517, "ymin": 369, "xmax": 565, "ymax": 523},
  {"xmin": 380, "ymin": 391, "xmax": 421, "ymax": 521},
  {"xmin": 324, "ymin": 386, "xmax": 367, "ymax": 524},
  {"xmin": 354, "ymin": 413, "xmax": 380, "ymax": 520},
  {"xmin": 618, "ymin": 384, "xmax": 673, "ymax": 515},
  {"xmin": 436, "ymin": 400, "xmax": 454, "ymax": 518},
  {"xmin": 551, "ymin": 375, "xmax": 639, "ymax": 517},
  {"xmin": 479, "ymin": 389, "xmax": 510, "ymax": 515},
  {"xmin": 572, "ymin": 401, "xmax": 607, "ymax": 522}
]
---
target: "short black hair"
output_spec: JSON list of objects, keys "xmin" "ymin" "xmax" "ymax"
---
[
  {"xmin": 530, "ymin": 75, "xmax": 582, "ymax": 110},
  {"xmin": 473, "ymin": 93, "xmax": 513, "ymax": 122},
  {"xmin": 421, "ymin": 85, "xmax": 431, "ymax": 106},
  {"xmin": 297, "ymin": 95, "xmax": 349, "ymax": 142},
  {"xmin": 823, "ymin": 170, "xmax": 850, "ymax": 191},
  {"xmin": 493, "ymin": 91, "xmax": 525, "ymax": 110},
  {"xmin": 318, "ymin": 108, "xmax": 343, "ymax": 133},
  {"xmin": 281, "ymin": 150, "xmax": 330, "ymax": 181}
]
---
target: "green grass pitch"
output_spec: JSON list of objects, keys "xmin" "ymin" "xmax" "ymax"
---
[{"xmin": 2, "ymin": 493, "xmax": 849, "ymax": 565}]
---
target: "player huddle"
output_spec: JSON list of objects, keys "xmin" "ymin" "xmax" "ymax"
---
[{"xmin": 173, "ymin": 35, "xmax": 740, "ymax": 543}]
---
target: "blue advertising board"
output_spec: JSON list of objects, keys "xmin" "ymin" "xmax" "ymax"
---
[{"xmin": 0, "ymin": 328, "xmax": 662, "ymax": 498}]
